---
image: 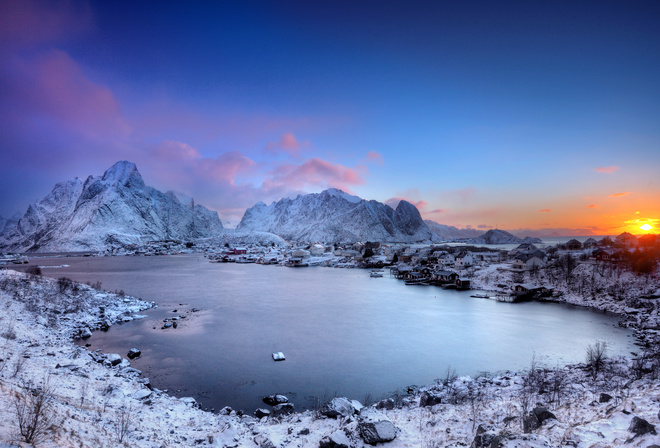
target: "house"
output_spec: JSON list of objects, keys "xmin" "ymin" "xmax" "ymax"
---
[
  {"xmin": 437, "ymin": 253, "xmax": 455, "ymax": 267},
  {"xmin": 583, "ymin": 238, "xmax": 598, "ymax": 249},
  {"xmin": 455, "ymin": 278, "xmax": 471, "ymax": 290},
  {"xmin": 511, "ymin": 253, "xmax": 546, "ymax": 271},
  {"xmin": 233, "ymin": 247, "xmax": 247, "ymax": 255},
  {"xmin": 509, "ymin": 243, "xmax": 538, "ymax": 257},
  {"xmin": 616, "ymin": 232, "xmax": 638, "ymax": 248},
  {"xmin": 309, "ymin": 244, "xmax": 325, "ymax": 256},
  {"xmin": 432, "ymin": 270, "xmax": 459, "ymax": 284},
  {"xmin": 454, "ymin": 251, "xmax": 473, "ymax": 269},
  {"xmin": 565, "ymin": 239, "xmax": 583, "ymax": 250},
  {"xmin": 592, "ymin": 248, "xmax": 612, "ymax": 262}
]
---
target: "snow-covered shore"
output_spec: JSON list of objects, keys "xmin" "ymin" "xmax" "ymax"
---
[{"xmin": 2, "ymin": 268, "xmax": 660, "ymax": 447}]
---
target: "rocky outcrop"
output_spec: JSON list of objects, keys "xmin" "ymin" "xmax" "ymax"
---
[{"xmin": 321, "ymin": 397, "xmax": 357, "ymax": 418}]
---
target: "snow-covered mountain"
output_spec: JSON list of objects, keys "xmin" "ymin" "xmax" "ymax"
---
[
  {"xmin": 0, "ymin": 213, "xmax": 20, "ymax": 234},
  {"xmin": 0, "ymin": 161, "xmax": 223, "ymax": 252},
  {"xmin": 463, "ymin": 229, "xmax": 542, "ymax": 245},
  {"xmin": 237, "ymin": 188, "xmax": 438, "ymax": 243},
  {"xmin": 423, "ymin": 220, "xmax": 485, "ymax": 240}
]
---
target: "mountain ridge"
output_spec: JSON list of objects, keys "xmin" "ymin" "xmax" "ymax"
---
[
  {"xmin": 237, "ymin": 189, "xmax": 438, "ymax": 243},
  {"xmin": 0, "ymin": 161, "xmax": 223, "ymax": 252}
]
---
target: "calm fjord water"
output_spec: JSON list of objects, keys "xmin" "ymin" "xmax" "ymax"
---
[{"xmin": 37, "ymin": 254, "xmax": 635, "ymax": 412}]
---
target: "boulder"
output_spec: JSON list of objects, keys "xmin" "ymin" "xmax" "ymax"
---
[
  {"xmin": 599, "ymin": 393, "xmax": 613, "ymax": 403},
  {"xmin": 321, "ymin": 397, "xmax": 355, "ymax": 418},
  {"xmin": 262, "ymin": 394, "xmax": 289, "ymax": 406},
  {"xmin": 105, "ymin": 353, "xmax": 122, "ymax": 366},
  {"xmin": 254, "ymin": 408, "xmax": 271, "ymax": 419},
  {"xmin": 80, "ymin": 327, "xmax": 93, "ymax": 339},
  {"xmin": 180, "ymin": 397, "xmax": 199, "ymax": 408},
  {"xmin": 133, "ymin": 389, "xmax": 152, "ymax": 400},
  {"xmin": 375, "ymin": 398, "xmax": 395, "ymax": 410},
  {"xmin": 127, "ymin": 348, "xmax": 141, "ymax": 359},
  {"xmin": 472, "ymin": 424, "xmax": 497, "ymax": 448},
  {"xmin": 419, "ymin": 391, "xmax": 443, "ymax": 407},
  {"xmin": 358, "ymin": 409, "xmax": 397, "ymax": 445},
  {"xmin": 319, "ymin": 429, "xmax": 353, "ymax": 448},
  {"xmin": 272, "ymin": 402, "xmax": 294, "ymax": 417},
  {"xmin": 253, "ymin": 434, "xmax": 276, "ymax": 448},
  {"xmin": 532, "ymin": 407, "xmax": 556, "ymax": 425},
  {"xmin": 628, "ymin": 416, "xmax": 656, "ymax": 438},
  {"xmin": 218, "ymin": 406, "xmax": 233, "ymax": 415},
  {"xmin": 350, "ymin": 399, "xmax": 364, "ymax": 414}
]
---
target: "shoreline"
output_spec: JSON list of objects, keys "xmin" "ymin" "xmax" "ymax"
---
[{"xmin": 1, "ymin": 267, "xmax": 660, "ymax": 447}]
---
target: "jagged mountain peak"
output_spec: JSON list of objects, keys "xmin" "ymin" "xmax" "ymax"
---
[
  {"xmin": 101, "ymin": 160, "xmax": 145, "ymax": 189},
  {"xmin": 0, "ymin": 161, "xmax": 223, "ymax": 252}
]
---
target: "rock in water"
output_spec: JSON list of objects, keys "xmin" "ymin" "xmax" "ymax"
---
[
  {"xmin": 127, "ymin": 348, "xmax": 141, "ymax": 359},
  {"xmin": 271, "ymin": 403, "xmax": 294, "ymax": 417},
  {"xmin": 262, "ymin": 394, "xmax": 288, "ymax": 406}
]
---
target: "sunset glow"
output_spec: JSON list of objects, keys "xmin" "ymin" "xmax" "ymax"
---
[{"xmin": 0, "ymin": 1, "xmax": 658, "ymax": 235}]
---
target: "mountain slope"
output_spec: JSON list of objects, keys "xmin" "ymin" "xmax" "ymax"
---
[
  {"xmin": 237, "ymin": 188, "xmax": 438, "ymax": 243},
  {"xmin": 0, "ymin": 161, "xmax": 223, "ymax": 252},
  {"xmin": 424, "ymin": 220, "xmax": 485, "ymax": 240}
]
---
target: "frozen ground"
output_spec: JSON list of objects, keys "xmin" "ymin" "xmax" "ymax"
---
[{"xmin": 1, "ymin": 268, "xmax": 660, "ymax": 447}]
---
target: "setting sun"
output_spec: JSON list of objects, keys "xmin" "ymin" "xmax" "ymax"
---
[{"xmin": 641, "ymin": 224, "xmax": 653, "ymax": 231}]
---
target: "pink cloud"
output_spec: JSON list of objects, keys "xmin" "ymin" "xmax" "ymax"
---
[
  {"xmin": 264, "ymin": 132, "xmax": 309, "ymax": 157},
  {"xmin": 595, "ymin": 166, "xmax": 619, "ymax": 173},
  {"xmin": 264, "ymin": 158, "xmax": 366, "ymax": 193},
  {"xmin": 539, "ymin": 209, "xmax": 551, "ymax": 213},
  {"xmin": 610, "ymin": 192, "xmax": 631, "ymax": 197},
  {"xmin": 4, "ymin": 49, "xmax": 130, "ymax": 140},
  {"xmin": 440, "ymin": 187, "xmax": 476, "ymax": 202},
  {"xmin": 586, "ymin": 204, "xmax": 599, "ymax": 209},
  {"xmin": 384, "ymin": 197, "xmax": 427, "ymax": 210},
  {"xmin": 365, "ymin": 150, "xmax": 384, "ymax": 165},
  {"xmin": 151, "ymin": 140, "xmax": 202, "ymax": 161},
  {"xmin": 428, "ymin": 209, "xmax": 449, "ymax": 214}
]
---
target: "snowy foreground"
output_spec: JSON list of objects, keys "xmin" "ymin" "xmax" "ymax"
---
[{"xmin": 2, "ymin": 270, "xmax": 660, "ymax": 447}]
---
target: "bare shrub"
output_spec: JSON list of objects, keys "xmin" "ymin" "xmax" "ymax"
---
[
  {"xmin": 1, "ymin": 319, "xmax": 17, "ymax": 340},
  {"xmin": 57, "ymin": 277, "xmax": 73, "ymax": 294},
  {"xmin": 25, "ymin": 266, "xmax": 42, "ymax": 277},
  {"xmin": 11, "ymin": 353, "xmax": 27, "ymax": 378},
  {"xmin": 113, "ymin": 404, "xmax": 133, "ymax": 443},
  {"xmin": 13, "ymin": 376, "xmax": 56, "ymax": 444},
  {"xmin": 586, "ymin": 340, "xmax": 608, "ymax": 379}
]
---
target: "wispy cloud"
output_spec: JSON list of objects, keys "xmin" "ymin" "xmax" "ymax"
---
[
  {"xmin": 586, "ymin": 204, "xmax": 599, "ymax": 209},
  {"xmin": 365, "ymin": 150, "xmax": 384, "ymax": 165},
  {"xmin": 264, "ymin": 132, "xmax": 308, "ymax": 158},
  {"xmin": 610, "ymin": 192, "xmax": 631, "ymax": 197},
  {"xmin": 539, "ymin": 209, "xmax": 551, "ymax": 213},
  {"xmin": 595, "ymin": 166, "xmax": 619, "ymax": 173}
]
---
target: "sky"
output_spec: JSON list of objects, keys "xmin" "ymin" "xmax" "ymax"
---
[{"xmin": 0, "ymin": 0, "xmax": 658, "ymax": 235}]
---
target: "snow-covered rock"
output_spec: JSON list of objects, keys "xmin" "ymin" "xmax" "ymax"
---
[
  {"xmin": 237, "ymin": 188, "xmax": 438, "ymax": 243},
  {"xmin": 320, "ymin": 397, "xmax": 356, "ymax": 418},
  {"xmin": 358, "ymin": 408, "xmax": 397, "ymax": 444},
  {"xmin": 0, "ymin": 161, "xmax": 223, "ymax": 252}
]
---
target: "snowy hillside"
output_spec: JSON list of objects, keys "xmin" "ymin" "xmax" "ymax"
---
[
  {"xmin": 464, "ymin": 229, "xmax": 542, "ymax": 244},
  {"xmin": 237, "ymin": 188, "xmax": 438, "ymax": 243},
  {"xmin": 0, "ymin": 161, "xmax": 223, "ymax": 252},
  {"xmin": 424, "ymin": 220, "xmax": 485, "ymax": 240}
]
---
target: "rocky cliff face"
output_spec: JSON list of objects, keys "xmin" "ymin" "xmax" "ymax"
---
[
  {"xmin": 237, "ymin": 188, "xmax": 438, "ymax": 243},
  {"xmin": 0, "ymin": 161, "xmax": 223, "ymax": 252}
]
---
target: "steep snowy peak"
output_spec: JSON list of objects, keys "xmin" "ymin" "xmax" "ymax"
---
[
  {"xmin": 101, "ymin": 160, "xmax": 145, "ymax": 189},
  {"xmin": 237, "ymin": 189, "xmax": 438, "ymax": 243},
  {"xmin": 0, "ymin": 161, "xmax": 223, "ymax": 252},
  {"xmin": 323, "ymin": 188, "xmax": 362, "ymax": 203}
]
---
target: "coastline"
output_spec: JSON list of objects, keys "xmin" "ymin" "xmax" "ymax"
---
[{"xmin": 1, "ymin": 267, "xmax": 660, "ymax": 447}]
